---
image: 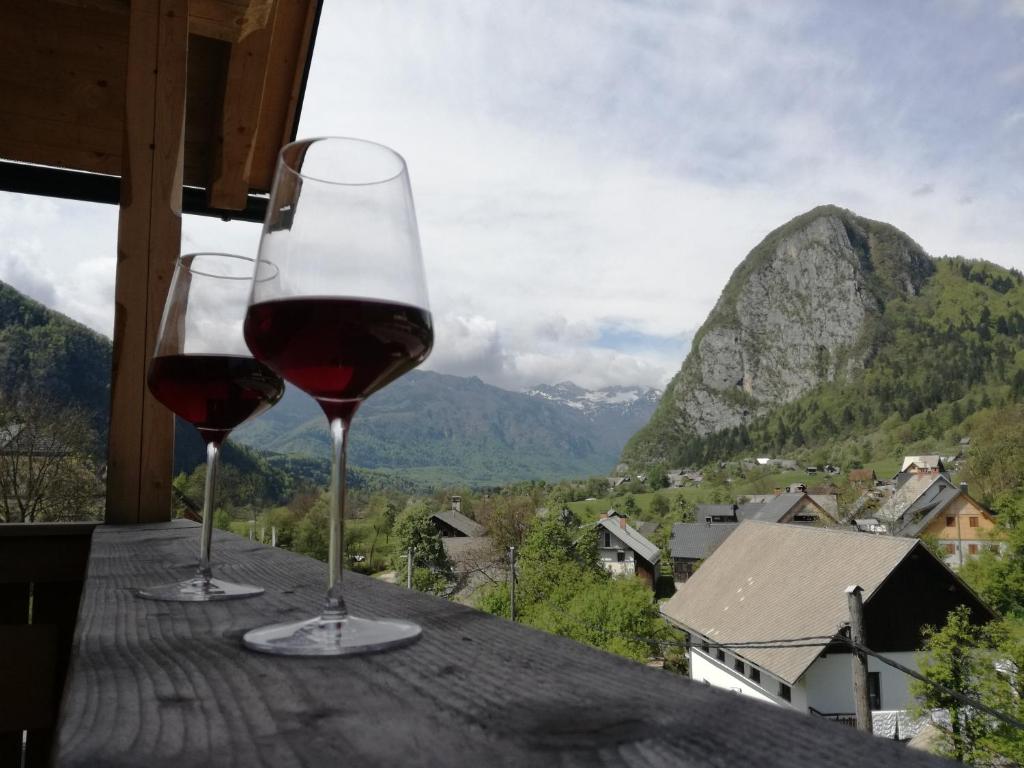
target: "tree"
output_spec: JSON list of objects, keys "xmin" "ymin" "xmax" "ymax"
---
[
  {"xmin": 481, "ymin": 494, "xmax": 533, "ymax": 552},
  {"xmin": 477, "ymin": 510, "xmax": 661, "ymax": 662},
  {"xmin": 392, "ymin": 502, "xmax": 453, "ymax": 595},
  {"xmin": 621, "ymin": 495, "xmax": 639, "ymax": 517},
  {"xmin": 672, "ymin": 494, "xmax": 694, "ymax": 522},
  {"xmin": 0, "ymin": 396, "xmax": 103, "ymax": 523},
  {"xmin": 963, "ymin": 405, "xmax": 1024, "ymax": 505},
  {"xmin": 649, "ymin": 493, "xmax": 669, "ymax": 518},
  {"xmin": 912, "ymin": 607, "xmax": 992, "ymax": 765}
]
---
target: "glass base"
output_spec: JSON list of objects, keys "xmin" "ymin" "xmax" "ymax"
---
[
  {"xmin": 135, "ymin": 576, "xmax": 264, "ymax": 602},
  {"xmin": 243, "ymin": 614, "xmax": 422, "ymax": 656}
]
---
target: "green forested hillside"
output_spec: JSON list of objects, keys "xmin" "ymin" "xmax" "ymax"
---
[{"xmin": 630, "ymin": 256, "xmax": 1024, "ymax": 470}]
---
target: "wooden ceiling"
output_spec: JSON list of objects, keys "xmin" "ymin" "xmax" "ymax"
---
[{"xmin": 0, "ymin": 0, "xmax": 320, "ymax": 215}]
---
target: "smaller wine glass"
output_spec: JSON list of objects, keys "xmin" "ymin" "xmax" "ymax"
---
[{"xmin": 136, "ymin": 252, "xmax": 284, "ymax": 601}]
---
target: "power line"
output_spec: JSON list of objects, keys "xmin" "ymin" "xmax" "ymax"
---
[{"xmin": 849, "ymin": 641, "xmax": 1024, "ymax": 731}]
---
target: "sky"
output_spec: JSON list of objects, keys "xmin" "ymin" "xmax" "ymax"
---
[{"xmin": 1, "ymin": 0, "xmax": 1022, "ymax": 392}]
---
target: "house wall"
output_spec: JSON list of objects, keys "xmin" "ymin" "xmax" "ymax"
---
[
  {"xmin": 599, "ymin": 546, "xmax": 635, "ymax": 576},
  {"xmin": 801, "ymin": 651, "xmax": 918, "ymax": 713},
  {"xmin": 688, "ymin": 640, "xmax": 805, "ymax": 710},
  {"xmin": 779, "ymin": 497, "xmax": 832, "ymax": 525},
  {"xmin": 919, "ymin": 495, "xmax": 1006, "ymax": 567},
  {"xmin": 689, "ymin": 648, "xmax": 780, "ymax": 705}
]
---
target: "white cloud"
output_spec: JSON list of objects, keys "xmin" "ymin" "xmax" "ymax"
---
[{"xmin": 0, "ymin": 0, "xmax": 1022, "ymax": 395}]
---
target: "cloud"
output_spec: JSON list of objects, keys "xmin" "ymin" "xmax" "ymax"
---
[{"xmin": 1, "ymin": 0, "xmax": 1023, "ymax": 395}]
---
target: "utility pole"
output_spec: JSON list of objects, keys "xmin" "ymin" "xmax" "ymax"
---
[
  {"xmin": 406, "ymin": 547, "xmax": 414, "ymax": 589},
  {"xmin": 846, "ymin": 584, "xmax": 873, "ymax": 734},
  {"xmin": 509, "ymin": 546, "xmax": 516, "ymax": 622}
]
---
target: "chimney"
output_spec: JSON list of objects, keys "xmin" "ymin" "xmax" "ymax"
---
[
  {"xmin": 619, "ymin": 517, "xmax": 627, "ymax": 529},
  {"xmin": 960, "ymin": 482, "xmax": 968, "ymax": 495}
]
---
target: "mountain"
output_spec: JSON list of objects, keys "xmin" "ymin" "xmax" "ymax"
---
[
  {"xmin": 232, "ymin": 372, "xmax": 655, "ymax": 487},
  {"xmin": 622, "ymin": 205, "xmax": 1024, "ymax": 469}
]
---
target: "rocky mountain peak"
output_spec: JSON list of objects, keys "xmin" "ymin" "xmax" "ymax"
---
[{"xmin": 622, "ymin": 206, "xmax": 934, "ymax": 464}]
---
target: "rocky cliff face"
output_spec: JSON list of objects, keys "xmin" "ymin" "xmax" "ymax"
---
[{"xmin": 623, "ymin": 205, "xmax": 934, "ymax": 465}]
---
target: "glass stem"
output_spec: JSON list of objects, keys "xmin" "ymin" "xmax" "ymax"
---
[
  {"xmin": 323, "ymin": 417, "xmax": 349, "ymax": 621},
  {"xmin": 197, "ymin": 440, "xmax": 219, "ymax": 582}
]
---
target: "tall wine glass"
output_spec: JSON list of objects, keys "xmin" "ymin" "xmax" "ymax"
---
[
  {"xmin": 137, "ymin": 253, "xmax": 284, "ymax": 601},
  {"xmin": 242, "ymin": 137, "xmax": 432, "ymax": 655}
]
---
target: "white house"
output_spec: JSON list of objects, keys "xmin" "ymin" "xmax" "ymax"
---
[
  {"xmin": 661, "ymin": 521, "xmax": 994, "ymax": 725},
  {"xmin": 595, "ymin": 511, "xmax": 660, "ymax": 589}
]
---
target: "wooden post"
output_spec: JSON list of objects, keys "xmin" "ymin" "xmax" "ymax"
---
[
  {"xmin": 106, "ymin": 0, "xmax": 188, "ymax": 523},
  {"xmin": 509, "ymin": 546, "xmax": 516, "ymax": 622},
  {"xmin": 846, "ymin": 585, "xmax": 873, "ymax": 734}
]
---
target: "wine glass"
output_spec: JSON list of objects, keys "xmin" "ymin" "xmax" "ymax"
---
[
  {"xmin": 242, "ymin": 137, "xmax": 432, "ymax": 655},
  {"xmin": 137, "ymin": 252, "xmax": 284, "ymax": 601}
]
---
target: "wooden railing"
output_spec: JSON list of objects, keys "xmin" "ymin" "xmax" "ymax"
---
[{"xmin": 0, "ymin": 522, "xmax": 97, "ymax": 767}]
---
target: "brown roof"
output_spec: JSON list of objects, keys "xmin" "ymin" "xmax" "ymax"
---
[
  {"xmin": 848, "ymin": 469, "xmax": 876, "ymax": 482},
  {"xmin": 661, "ymin": 521, "xmax": 918, "ymax": 684}
]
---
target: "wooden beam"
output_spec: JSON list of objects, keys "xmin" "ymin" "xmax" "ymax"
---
[
  {"xmin": 249, "ymin": 0, "xmax": 318, "ymax": 191},
  {"xmin": 189, "ymin": 0, "xmax": 274, "ymax": 43},
  {"xmin": 206, "ymin": 3, "xmax": 275, "ymax": 210},
  {"xmin": 106, "ymin": 0, "xmax": 188, "ymax": 524}
]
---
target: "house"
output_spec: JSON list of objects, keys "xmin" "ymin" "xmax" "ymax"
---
[
  {"xmin": 668, "ymin": 522, "xmax": 737, "ymax": 581},
  {"xmin": 443, "ymin": 535, "xmax": 502, "ymax": 603},
  {"xmin": 875, "ymin": 468, "xmax": 950, "ymax": 524},
  {"xmin": 888, "ymin": 479, "xmax": 1007, "ymax": 567},
  {"xmin": 672, "ymin": 494, "xmax": 838, "ymax": 581},
  {"xmin": 607, "ymin": 476, "xmax": 630, "ymax": 489},
  {"xmin": 900, "ymin": 455, "xmax": 945, "ymax": 475},
  {"xmin": 662, "ymin": 522, "xmax": 995, "ymax": 721},
  {"xmin": 429, "ymin": 509, "xmax": 486, "ymax": 538},
  {"xmin": 848, "ymin": 468, "xmax": 877, "ymax": 489},
  {"xmin": 595, "ymin": 512, "xmax": 660, "ymax": 588}
]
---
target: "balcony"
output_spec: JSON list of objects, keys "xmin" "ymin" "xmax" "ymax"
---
[{"xmin": 0, "ymin": 520, "xmax": 952, "ymax": 766}]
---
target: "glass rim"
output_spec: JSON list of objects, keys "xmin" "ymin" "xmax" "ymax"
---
[
  {"xmin": 277, "ymin": 136, "xmax": 409, "ymax": 187},
  {"xmin": 179, "ymin": 252, "xmax": 277, "ymax": 282}
]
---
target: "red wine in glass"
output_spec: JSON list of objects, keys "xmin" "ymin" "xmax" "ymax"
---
[
  {"xmin": 242, "ymin": 137, "xmax": 433, "ymax": 656},
  {"xmin": 135, "ymin": 252, "xmax": 283, "ymax": 603},
  {"xmin": 244, "ymin": 297, "xmax": 432, "ymax": 422},
  {"xmin": 148, "ymin": 354, "xmax": 285, "ymax": 444}
]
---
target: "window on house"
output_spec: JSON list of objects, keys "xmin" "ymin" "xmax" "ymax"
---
[
  {"xmin": 970, "ymin": 517, "xmax": 979, "ymax": 528},
  {"xmin": 868, "ymin": 672, "xmax": 881, "ymax": 710},
  {"xmin": 945, "ymin": 516, "xmax": 955, "ymax": 527},
  {"xmin": 603, "ymin": 531, "xmax": 610, "ymax": 547},
  {"xmin": 944, "ymin": 543, "xmax": 956, "ymax": 554},
  {"xmin": 749, "ymin": 668, "xmax": 761, "ymax": 684},
  {"xmin": 734, "ymin": 658, "xmax": 744, "ymax": 674},
  {"xmin": 969, "ymin": 543, "xmax": 978, "ymax": 554},
  {"xmin": 717, "ymin": 649, "xmax": 726, "ymax": 662},
  {"xmin": 778, "ymin": 683, "xmax": 791, "ymax": 702},
  {"xmin": 991, "ymin": 544, "xmax": 1002, "ymax": 553},
  {"xmin": 700, "ymin": 640, "xmax": 710, "ymax": 654},
  {"xmin": 616, "ymin": 551, "xmax": 625, "ymax": 562}
]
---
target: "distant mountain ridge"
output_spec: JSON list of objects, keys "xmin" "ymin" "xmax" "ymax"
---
[
  {"xmin": 232, "ymin": 372, "xmax": 658, "ymax": 486},
  {"xmin": 0, "ymin": 281, "xmax": 657, "ymax": 488},
  {"xmin": 525, "ymin": 381, "xmax": 661, "ymax": 418}
]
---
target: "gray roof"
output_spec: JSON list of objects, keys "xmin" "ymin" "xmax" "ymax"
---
[
  {"xmin": 737, "ymin": 493, "xmax": 807, "ymax": 523},
  {"xmin": 901, "ymin": 455, "xmax": 944, "ymax": 472},
  {"xmin": 430, "ymin": 510, "xmax": 486, "ymax": 538},
  {"xmin": 895, "ymin": 485, "xmax": 985, "ymax": 538},
  {"xmin": 597, "ymin": 518, "xmax": 661, "ymax": 565},
  {"xmin": 669, "ymin": 522, "xmax": 738, "ymax": 560},
  {"xmin": 878, "ymin": 474, "xmax": 950, "ymax": 523},
  {"xmin": 661, "ymin": 521, "xmax": 919, "ymax": 684}
]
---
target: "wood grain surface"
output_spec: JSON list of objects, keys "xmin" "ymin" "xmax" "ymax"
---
[{"xmin": 55, "ymin": 522, "xmax": 953, "ymax": 767}]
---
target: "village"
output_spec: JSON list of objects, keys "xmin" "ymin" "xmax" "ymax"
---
[{"xmin": 418, "ymin": 451, "xmax": 1012, "ymax": 751}]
